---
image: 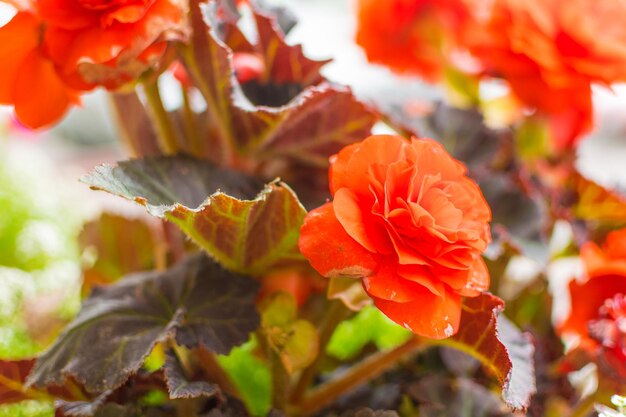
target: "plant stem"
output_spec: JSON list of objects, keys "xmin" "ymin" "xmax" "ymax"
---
[
  {"xmin": 196, "ymin": 347, "xmax": 239, "ymax": 397},
  {"xmin": 293, "ymin": 337, "xmax": 424, "ymax": 416},
  {"xmin": 143, "ymin": 80, "xmax": 181, "ymax": 154},
  {"xmin": 568, "ymin": 394, "xmax": 596, "ymax": 417},
  {"xmin": 290, "ymin": 301, "xmax": 351, "ymax": 402},
  {"xmin": 181, "ymin": 86, "xmax": 203, "ymax": 157},
  {"xmin": 176, "ymin": 41, "xmax": 234, "ymax": 166},
  {"xmin": 257, "ymin": 331, "xmax": 290, "ymax": 411},
  {"xmin": 109, "ymin": 92, "xmax": 144, "ymax": 156}
]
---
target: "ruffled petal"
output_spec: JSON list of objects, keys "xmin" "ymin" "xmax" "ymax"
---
[
  {"xmin": 13, "ymin": 50, "xmax": 77, "ymax": 128},
  {"xmin": 299, "ymin": 202, "xmax": 380, "ymax": 278},
  {"xmin": 331, "ymin": 134, "xmax": 406, "ymax": 197},
  {"xmin": 38, "ymin": 0, "xmax": 99, "ymax": 30},
  {"xmin": 333, "ymin": 187, "xmax": 382, "ymax": 253},
  {"xmin": 371, "ymin": 288, "xmax": 462, "ymax": 339},
  {"xmin": 363, "ymin": 262, "xmax": 444, "ymax": 302},
  {"xmin": 582, "ymin": 242, "xmax": 626, "ymax": 277},
  {"xmin": 559, "ymin": 274, "xmax": 626, "ymax": 337},
  {"xmin": 0, "ymin": 12, "xmax": 39, "ymax": 103},
  {"xmin": 455, "ymin": 256, "xmax": 490, "ymax": 296}
]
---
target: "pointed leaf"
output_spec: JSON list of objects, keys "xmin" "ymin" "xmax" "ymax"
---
[
  {"xmin": 28, "ymin": 254, "xmax": 260, "ymax": 393},
  {"xmin": 184, "ymin": 0, "xmax": 375, "ymax": 166},
  {"xmin": 220, "ymin": 8, "xmax": 327, "ymax": 88},
  {"xmin": 163, "ymin": 350, "xmax": 220, "ymax": 400},
  {"xmin": 83, "ymin": 155, "xmax": 307, "ymax": 275},
  {"xmin": 436, "ymin": 293, "xmax": 536, "ymax": 410}
]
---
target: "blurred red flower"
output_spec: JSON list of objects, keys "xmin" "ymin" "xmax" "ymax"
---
[
  {"xmin": 299, "ymin": 135, "xmax": 492, "ymax": 339},
  {"xmin": 0, "ymin": 0, "xmax": 188, "ymax": 128},
  {"xmin": 560, "ymin": 229, "xmax": 626, "ymax": 377},
  {"xmin": 355, "ymin": 0, "xmax": 472, "ymax": 81}
]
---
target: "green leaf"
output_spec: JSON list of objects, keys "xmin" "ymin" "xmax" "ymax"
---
[
  {"xmin": 217, "ymin": 339, "xmax": 271, "ymax": 417},
  {"xmin": 515, "ymin": 116, "xmax": 550, "ymax": 159},
  {"xmin": 436, "ymin": 293, "xmax": 536, "ymax": 410},
  {"xmin": 0, "ymin": 401, "xmax": 53, "ymax": 417},
  {"xmin": 260, "ymin": 293, "xmax": 318, "ymax": 374},
  {"xmin": 82, "ymin": 154, "xmax": 307, "ymax": 275},
  {"xmin": 28, "ymin": 254, "xmax": 260, "ymax": 393},
  {"xmin": 327, "ymin": 306, "xmax": 412, "ymax": 361},
  {"xmin": 163, "ymin": 350, "xmax": 219, "ymax": 400}
]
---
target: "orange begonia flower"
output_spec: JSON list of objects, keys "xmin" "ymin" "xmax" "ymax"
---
[
  {"xmin": 355, "ymin": 0, "xmax": 472, "ymax": 81},
  {"xmin": 0, "ymin": 0, "xmax": 188, "ymax": 128},
  {"xmin": 0, "ymin": 10, "xmax": 80, "ymax": 128},
  {"xmin": 461, "ymin": 0, "xmax": 626, "ymax": 149},
  {"xmin": 40, "ymin": 0, "xmax": 189, "ymax": 89},
  {"xmin": 299, "ymin": 135, "xmax": 492, "ymax": 339},
  {"xmin": 559, "ymin": 229, "xmax": 626, "ymax": 378}
]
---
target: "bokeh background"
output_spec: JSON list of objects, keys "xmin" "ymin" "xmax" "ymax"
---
[{"xmin": 1, "ymin": 1, "xmax": 626, "ymax": 414}]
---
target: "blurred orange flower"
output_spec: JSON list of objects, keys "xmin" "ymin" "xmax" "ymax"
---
[
  {"xmin": 299, "ymin": 135, "xmax": 492, "ymax": 339},
  {"xmin": 462, "ymin": 0, "xmax": 626, "ymax": 149},
  {"xmin": 0, "ymin": 9, "xmax": 80, "ymax": 128},
  {"xmin": 355, "ymin": 0, "xmax": 472, "ymax": 81},
  {"xmin": 40, "ymin": 0, "xmax": 188, "ymax": 89},
  {"xmin": 0, "ymin": 0, "xmax": 188, "ymax": 128},
  {"xmin": 560, "ymin": 229, "xmax": 626, "ymax": 377}
]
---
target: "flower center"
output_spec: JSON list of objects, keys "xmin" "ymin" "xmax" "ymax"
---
[{"xmin": 588, "ymin": 293, "xmax": 626, "ymax": 361}]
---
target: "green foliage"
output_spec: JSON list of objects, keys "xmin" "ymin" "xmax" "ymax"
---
[
  {"xmin": 260, "ymin": 292, "xmax": 319, "ymax": 374},
  {"xmin": 0, "ymin": 401, "xmax": 53, "ymax": 417},
  {"xmin": 217, "ymin": 338, "xmax": 272, "ymax": 417},
  {"xmin": 327, "ymin": 305, "xmax": 412, "ymax": 360},
  {"xmin": 0, "ymin": 143, "xmax": 83, "ymax": 362},
  {"xmin": 0, "ymin": 143, "xmax": 81, "ymax": 271}
]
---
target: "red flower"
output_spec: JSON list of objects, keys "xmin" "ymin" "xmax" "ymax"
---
[
  {"xmin": 0, "ymin": 0, "xmax": 188, "ymax": 128},
  {"xmin": 559, "ymin": 229, "xmax": 626, "ymax": 377},
  {"xmin": 299, "ymin": 135, "xmax": 492, "ymax": 339},
  {"xmin": 355, "ymin": 0, "xmax": 471, "ymax": 81}
]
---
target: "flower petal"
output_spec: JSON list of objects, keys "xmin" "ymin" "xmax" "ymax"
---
[
  {"xmin": 0, "ymin": 12, "xmax": 39, "ymax": 104},
  {"xmin": 559, "ymin": 274, "xmax": 626, "ymax": 338},
  {"xmin": 13, "ymin": 50, "xmax": 77, "ymax": 128},
  {"xmin": 363, "ymin": 262, "xmax": 444, "ymax": 302},
  {"xmin": 331, "ymin": 134, "xmax": 406, "ymax": 197},
  {"xmin": 333, "ymin": 187, "xmax": 382, "ymax": 253},
  {"xmin": 371, "ymin": 288, "xmax": 462, "ymax": 339},
  {"xmin": 299, "ymin": 202, "xmax": 380, "ymax": 278}
]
